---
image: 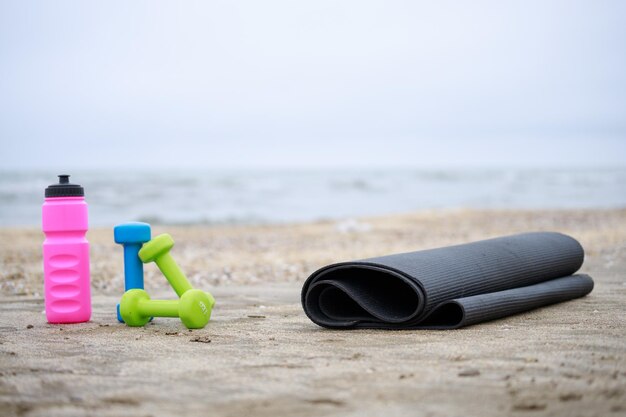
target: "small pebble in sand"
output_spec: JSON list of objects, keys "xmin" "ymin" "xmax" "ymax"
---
[
  {"xmin": 559, "ymin": 393, "xmax": 582, "ymax": 401},
  {"xmin": 458, "ymin": 369, "xmax": 480, "ymax": 377},
  {"xmin": 512, "ymin": 401, "xmax": 547, "ymax": 411},
  {"xmin": 190, "ymin": 336, "xmax": 211, "ymax": 343},
  {"xmin": 26, "ymin": 324, "xmax": 33, "ymax": 329}
]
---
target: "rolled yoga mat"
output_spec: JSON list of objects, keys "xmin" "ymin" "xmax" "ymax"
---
[{"xmin": 301, "ymin": 232, "xmax": 594, "ymax": 329}]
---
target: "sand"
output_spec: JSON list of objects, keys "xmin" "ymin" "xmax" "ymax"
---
[{"xmin": 0, "ymin": 209, "xmax": 625, "ymax": 416}]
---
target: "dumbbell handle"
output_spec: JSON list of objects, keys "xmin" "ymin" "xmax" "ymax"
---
[
  {"xmin": 123, "ymin": 243, "xmax": 144, "ymax": 290},
  {"xmin": 137, "ymin": 299, "xmax": 179, "ymax": 317},
  {"xmin": 154, "ymin": 252, "xmax": 193, "ymax": 297}
]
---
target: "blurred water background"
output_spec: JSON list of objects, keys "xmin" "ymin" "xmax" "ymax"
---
[
  {"xmin": 2, "ymin": 3, "xmax": 626, "ymax": 227},
  {"xmin": 1, "ymin": 167, "xmax": 625, "ymax": 227}
]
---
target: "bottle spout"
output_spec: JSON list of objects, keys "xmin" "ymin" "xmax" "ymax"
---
[{"xmin": 45, "ymin": 174, "xmax": 84, "ymax": 198}]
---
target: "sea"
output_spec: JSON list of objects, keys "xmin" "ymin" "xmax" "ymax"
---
[{"xmin": 1, "ymin": 168, "xmax": 625, "ymax": 227}]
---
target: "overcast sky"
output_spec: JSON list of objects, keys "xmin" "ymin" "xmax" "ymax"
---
[{"xmin": 1, "ymin": 1, "xmax": 625, "ymax": 170}]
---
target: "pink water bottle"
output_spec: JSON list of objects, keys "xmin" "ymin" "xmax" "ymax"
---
[{"xmin": 42, "ymin": 174, "xmax": 91, "ymax": 323}]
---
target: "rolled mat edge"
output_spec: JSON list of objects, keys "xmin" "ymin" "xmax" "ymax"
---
[{"xmin": 301, "ymin": 232, "xmax": 593, "ymax": 329}]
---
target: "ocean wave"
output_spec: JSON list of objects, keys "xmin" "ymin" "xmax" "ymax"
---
[{"xmin": 1, "ymin": 168, "xmax": 625, "ymax": 226}]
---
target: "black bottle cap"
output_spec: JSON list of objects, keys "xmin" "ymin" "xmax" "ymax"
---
[{"xmin": 45, "ymin": 174, "xmax": 85, "ymax": 198}]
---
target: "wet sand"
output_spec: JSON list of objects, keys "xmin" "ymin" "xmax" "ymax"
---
[{"xmin": 1, "ymin": 209, "xmax": 625, "ymax": 416}]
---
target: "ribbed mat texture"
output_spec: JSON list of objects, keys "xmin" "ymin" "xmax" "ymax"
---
[{"xmin": 301, "ymin": 232, "xmax": 593, "ymax": 329}]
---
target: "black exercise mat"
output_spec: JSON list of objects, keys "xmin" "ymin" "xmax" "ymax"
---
[{"xmin": 301, "ymin": 232, "xmax": 593, "ymax": 329}]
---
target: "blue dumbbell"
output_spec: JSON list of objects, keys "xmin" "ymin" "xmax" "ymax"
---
[{"xmin": 114, "ymin": 222, "xmax": 151, "ymax": 322}]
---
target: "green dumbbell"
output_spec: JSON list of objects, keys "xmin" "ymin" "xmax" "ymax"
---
[
  {"xmin": 120, "ymin": 289, "xmax": 215, "ymax": 329},
  {"xmin": 138, "ymin": 234, "xmax": 195, "ymax": 297}
]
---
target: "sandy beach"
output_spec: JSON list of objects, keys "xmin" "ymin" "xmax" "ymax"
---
[{"xmin": 1, "ymin": 209, "xmax": 625, "ymax": 416}]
